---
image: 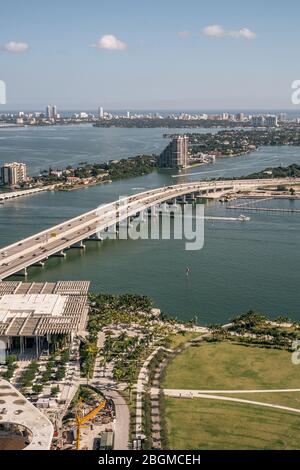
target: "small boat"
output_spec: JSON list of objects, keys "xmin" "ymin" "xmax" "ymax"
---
[
  {"xmin": 186, "ymin": 267, "xmax": 191, "ymax": 276},
  {"xmin": 238, "ymin": 214, "xmax": 250, "ymax": 222}
]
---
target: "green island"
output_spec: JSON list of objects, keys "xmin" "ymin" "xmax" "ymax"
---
[
  {"xmin": 31, "ymin": 154, "xmax": 156, "ymax": 191},
  {"xmin": 168, "ymin": 127, "xmax": 300, "ymax": 158},
  {"xmin": 93, "ymin": 117, "xmax": 248, "ymax": 129}
]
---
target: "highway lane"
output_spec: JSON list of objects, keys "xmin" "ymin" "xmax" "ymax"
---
[{"xmin": 0, "ymin": 185, "xmax": 54, "ymax": 201}]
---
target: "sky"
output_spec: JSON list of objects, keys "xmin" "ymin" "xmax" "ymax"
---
[{"xmin": 0, "ymin": 0, "xmax": 300, "ymax": 110}]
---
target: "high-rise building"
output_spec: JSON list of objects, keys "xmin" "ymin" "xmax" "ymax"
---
[
  {"xmin": 46, "ymin": 105, "xmax": 52, "ymax": 119},
  {"xmin": 1, "ymin": 162, "xmax": 27, "ymax": 186},
  {"xmin": 278, "ymin": 113, "xmax": 287, "ymax": 122},
  {"xmin": 158, "ymin": 136, "xmax": 189, "ymax": 169},
  {"xmin": 46, "ymin": 105, "xmax": 58, "ymax": 120},
  {"xmin": 251, "ymin": 115, "xmax": 265, "ymax": 127},
  {"xmin": 98, "ymin": 106, "xmax": 104, "ymax": 119},
  {"xmin": 236, "ymin": 113, "xmax": 245, "ymax": 122},
  {"xmin": 265, "ymin": 115, "xmax": 278, "ymax": 127},
  {"xmin": 52, "ymin": 105, "xmax": 57, "ymax": 119}
]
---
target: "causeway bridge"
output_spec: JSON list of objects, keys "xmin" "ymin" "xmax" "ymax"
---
[
  {"xmin": 0, "ymin": 185, "xmax": 54, "ymax": 201},
  {"xmin": 0, "ymin": 178, "xmax": 298, "ymax": 281}
]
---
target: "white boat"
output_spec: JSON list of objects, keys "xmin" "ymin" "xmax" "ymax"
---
[{"xmin": 238, "ymin": 214, "xmax": 250, "ymax": 222}]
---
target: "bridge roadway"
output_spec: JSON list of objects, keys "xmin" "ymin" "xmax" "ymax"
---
[
  {"xmin": 0, "ymin": 178, "xmax": 297, "ymax": 281},
  {"xmin": 0, "ymin": 185, "xmax": 54, "ymax": 201}
]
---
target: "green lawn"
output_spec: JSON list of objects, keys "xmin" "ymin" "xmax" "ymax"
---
[
  {"xmin": 163, "ymin": 342, "xmax": 300, "ymax": 390},
  {"xmin": 168, "ymin": 331, "xmax": 201, "ymax": 350},
  {"xmin": 162, "ymin": 342, "xmax": 300, "ymax": 449},
  {"xmin": 165, "ymin": 397, "xmax": 300, "ymax": 450}
]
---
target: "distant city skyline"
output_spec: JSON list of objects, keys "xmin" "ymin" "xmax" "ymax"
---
[{"xmin": 1, "ymin": 0, "xmax": 300, "ymax": 109}]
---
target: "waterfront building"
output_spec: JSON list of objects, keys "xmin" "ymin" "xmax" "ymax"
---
[
  {"xmin": 236, "ymin": 113, "xmax": 245, "ymax": 122},
  {"xmin": 251, "ymin": 115, "xmax": 265, "ymax": 127},
  {"xmin": 52, "ymin": 105, "xmax": 57, "ymax": 119},
  {"xmin": 158, "ymin": 135, "xmax": 189, "ymax": 169},
  {"xmin": 265, "ymin": 115, "xmax": 278, "ymax": 127},
  {"xmin": 1, "ymin": 162, "xmax": 27, "ymax": 186},
  {"xmin": 278, "ymin": 113, "xmax": 287, "ymax": 122},
  {"xmin": 0, "ymin": 280, "xmax": 90, "ymax": 360},
  {"xmin": 98, "ymin": 106, "xmax": 104, "ymax": 119},
  {"xmin": 45, "ymin": 105, "xmax": 58, "ymax": 120},
  {"xmin": 46, "ymin": 105, "xmax": 52, "ymax": 119}
]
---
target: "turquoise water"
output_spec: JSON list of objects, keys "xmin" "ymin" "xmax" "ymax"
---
[{"xmin": 0, "ymin": 125, "xmax": 300, "ymax": 324}]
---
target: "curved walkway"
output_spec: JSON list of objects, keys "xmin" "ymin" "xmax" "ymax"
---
[
  {"xmin": 161, "ymin": 388, "xmax": 300, "ymax": 395},
  {"xmin": 161, "ymin": 388, "xmax": 300, "ymax": 415}
]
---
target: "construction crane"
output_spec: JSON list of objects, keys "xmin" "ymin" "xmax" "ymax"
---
[{"xmin": 76, "ymin": 399, "xmax": 106, "ymax": 450}]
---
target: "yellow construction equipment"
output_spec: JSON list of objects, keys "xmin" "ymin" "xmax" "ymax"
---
[{"xmin": 76, "ymin": 399, "xmax": 106, "ymax": 450}]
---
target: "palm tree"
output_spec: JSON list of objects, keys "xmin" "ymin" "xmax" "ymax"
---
[
  {"xmin": 126, "ymin": 370, "xmax": 136, "ymax": 403},
  {"xmin": 82, "ymin": 341, "xmax": 98, "ymax": 382}
]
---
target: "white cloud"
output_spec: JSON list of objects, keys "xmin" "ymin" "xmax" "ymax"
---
[
  {"xmin": 91, "ymin": 34, "xmax": 127, "ymax": 51},
  {"xmin": 202, "ymin": 25, "xmax": 225, "ymax": 37},
  {"xmin": 229, "ymin": 28, "xmax": 256, "ymax": 39},
  {"xmin": 178, "ymin": 31, "xmax": 190, "ymax": 38},
  {"xmin": 202, "ymin": 25, "xmax": 256, "ymax": 40},
  {"xmin": 2, "ymin": 41, "xmax": 29, "ymax": 53}
]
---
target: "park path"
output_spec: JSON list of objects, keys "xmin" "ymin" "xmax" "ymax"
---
[
  {"xmin": 160, "ymin": 388, "xmax": 300, "ymax": 395},
  {"xmin": 161, "ymin": 388, "xmax": 300, "ymax": 415}
]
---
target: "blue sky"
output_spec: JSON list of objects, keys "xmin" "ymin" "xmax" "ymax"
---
[{"xmin": 0, "ymin": 0, "xmax": 299, "ymax": 110}]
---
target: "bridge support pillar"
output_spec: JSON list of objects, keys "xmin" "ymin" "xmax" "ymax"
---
[
  {"xmin": 70, "ymin": 241, "xmax": 86, "ymax": 249},
  {"xmin": 86, "ymin": 235, "xmax": 103, "ymax": 241},
  {"xmin": 33, "ymin": 261, "xmax": 45, "ymax": 267},
  {"xmin": 15, "ymin": 267, "xmax": 28, "ymax": 278},
  {"xmin": 52, "ymin": 251, "xmax": 66, "ymax": 258}
]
